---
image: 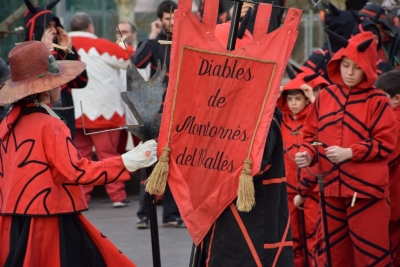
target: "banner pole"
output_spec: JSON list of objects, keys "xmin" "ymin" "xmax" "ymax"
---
[
  {"xmin": 146, "ymin": 167, "xmax": 162, "ymax": 267},
  {"xmin": 227, "ymin": 1, "xmax": 243, "ymax": 51}
]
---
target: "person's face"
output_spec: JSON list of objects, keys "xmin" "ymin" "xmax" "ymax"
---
[
  {"xmin": 161, "ymin": 12, "xmax": 174, "ymax": 35},
  {"xmin": 46, "ymin": 20, "xmax": 58, "ymax": 41},
  {"xmin": 286, "ymin": 92, "xmax": 309, "ymax": 115},
  {"xmin": 340, "ymin": 57, "xmax": 365, "ymax": 88},
  {"xmin": 116, "ymin": 23, "xmax": 136, "ymax": 45}
]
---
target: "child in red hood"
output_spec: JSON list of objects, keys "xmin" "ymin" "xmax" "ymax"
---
[
  {"xmin": 278, "ymin": 70, "xmax": 329, "ymax": 267},
  {"xmin": 294, "ymin": 31, "xmax": 397, "ymax": 266},
  {"xmin": 374, "ymin": 70, "xmax": 400, "ymax": 266}
]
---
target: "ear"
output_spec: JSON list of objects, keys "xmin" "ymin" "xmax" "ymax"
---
[
  {"xmin": 88, "ymin": 24, "xmax": 95, "ymax": 34},
  {"xmin": 357, "ymin": 38, "xmax": 374, "ymax": 52},
  {"xmin": 394, "ymin": 94, "xmax": 400, "ymax": 104}
]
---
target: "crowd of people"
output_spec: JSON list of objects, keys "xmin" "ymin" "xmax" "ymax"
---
[{"xmin": 1, "ymin": 0, "xmax": 400, "ymax": 266}]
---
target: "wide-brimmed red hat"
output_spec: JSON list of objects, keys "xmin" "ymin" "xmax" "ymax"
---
[{"xmin": 0, "ymin": 41, "xmax": 86, "ymax": 105}]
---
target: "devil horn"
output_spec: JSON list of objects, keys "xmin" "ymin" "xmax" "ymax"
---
[
  {"xmin": 357, "ymin": 38, "xmax": 374, "ymax": 52},
  {"xmin": 286, "ymin": 66, "xmax": 296, "ymax": 80},
  {"xmin": 291, "ymin": 64, "xmax": 303, "ymax": 74},
  {"xmin": 304, "ymin": 72, "xmax": 320, "ymax": 83},
  {"xmin": 325, "ymin": 28, "xmax": 349, "ymax": 48},
  {"xmin": 314, "ymin": 57, "xmax": 326, "ymax": 72},
  {"xmin": 24, "ymin": 0, "xmax": 37, "ymax": 14},
  {"xmin": 349, "ymin": 9, "xmax": 362, "ymax": 24},
  {"xmin": 328, "ymin": 2, "xmax": 340, "ymax": 16},
  {"xmin": 45, "ymin": 0, "xmax": 60, "ymax": 10},
  {"xmin": 372, "ymin": 8, "xmax": 384, "ymax": 23}
]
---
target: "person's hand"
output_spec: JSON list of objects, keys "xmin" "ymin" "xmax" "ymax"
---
[
  {"xmin": 229, "ymin": 3, "xmax": 255, "ymax": 19},
  {"xmin": 294, "ymin": 195, "xmax": 306, "ymax": 209},
  {"xmin": 41, "ymin": 28, "xmax": 55, "ymax": 50},
  {"xmin": 295, "ymin": 151, "xmax": 312, "ymax": 168},
  {"xmin": 56, "ymin": 26, "xmax": 71, "ymax": 48},
  {"xmin": 277, "ymin": 86, "xmax": 284, "ymax": 99},
  {"xmin": 149, "ymin": 19, "xmax": 162, "ymax": 39},
  {"xmin": 300, "ymin": 84, "xmax": 316, "ymax": 103},
  {"xmin": 121, "ymin": 140, "xmax": 158, "ymax": 172},
  {"xmin": 325, "ymin": 146, "xmax": 352, "ymax": 163}
]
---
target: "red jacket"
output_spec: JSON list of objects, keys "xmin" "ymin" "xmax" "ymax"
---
[
  {"xmin": 389, "ymin": 105, "xmax": 400, "ymax": 220},
  {"xmin": 278, "ymin": 88, "xmax": 312, "ymax": 193},
  {"xmin": 298, "ymin": 32, "xmax": 397, "ymax": 198},
  {"xmin": 0, "ymin": 106, "xmax": 130, "ymax": 215}
]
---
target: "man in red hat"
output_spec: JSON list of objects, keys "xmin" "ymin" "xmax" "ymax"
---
[{"xmin": 0, "ymin": 40, "xmax": 157, "ymax": 267}]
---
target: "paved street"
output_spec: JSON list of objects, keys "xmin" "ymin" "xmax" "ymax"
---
[{"xmin": 84, "ymin": 196, "xmax": 193, "ymax": 267}]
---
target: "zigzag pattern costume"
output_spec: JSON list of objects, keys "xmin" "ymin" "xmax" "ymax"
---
[
  {"xmin": 0, "ymin": 105, "xmax": 136, "ymax": 267},
  {"xmin": 298, "ymin": 32, "xmax": 397, "ymax": 266}
]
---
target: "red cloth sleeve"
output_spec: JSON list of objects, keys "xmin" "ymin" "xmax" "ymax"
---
[{"xmin": 43, "ymin": 120, "xmax": 131, "ymax": 185}]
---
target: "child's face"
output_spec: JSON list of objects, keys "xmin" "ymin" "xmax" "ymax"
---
[
  {"xmin": 286, "ymin": 92, "xmax": 309, "ymax": 115},
  {"xmin": 340, "ymin": 56, "xmax": 365, "ymax": 88}
]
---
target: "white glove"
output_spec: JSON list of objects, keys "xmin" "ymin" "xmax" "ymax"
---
[{"xmin": 121, "ymin": 140, "xmax": 158, "ymax": 172}]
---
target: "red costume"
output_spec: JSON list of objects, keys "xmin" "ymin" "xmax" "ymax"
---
[
  {"xmin": 389, "ymin": 105, "xmax": 400, "ymax": 265},
  {"xmin": 0, "ymin": 41, "xmax": 139, "ymax": 267},
  {"xmin": 298, "ymin": 32, "xmax": 397, "ymax": 266},
  {"xmin": 279, "ymin": 71, "xmax": 328, "ymax": 267}
]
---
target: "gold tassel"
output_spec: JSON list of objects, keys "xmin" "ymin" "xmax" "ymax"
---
[
  {"xmin": 145, "ymin": 146, "xmax": 171, "ymax": 195},
  {"xmin": 236, "ymin": 159, "xmax": 255, "ymax": 212}
]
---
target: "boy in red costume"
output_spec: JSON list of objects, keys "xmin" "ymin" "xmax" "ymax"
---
[
  {"xmin": 0, "ymin": 41, "xmax": 157, "ymax": 267},
  {"xmin": 374, "ymin": 70, "xmax": 400, "ymax": 265},
  {"xmin": 294, "ymin": 31, "xmax": 397, "ymax": 266},
  {"xmin": 278, "ymin": 71, "xmax": 329, "ymax": 267}
]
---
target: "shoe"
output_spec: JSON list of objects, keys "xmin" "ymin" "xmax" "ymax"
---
[
  {"xmin": 137, "ymin": 217, "xmax": 150, "ymax": 229},
  {"xmin": 163, "ymin": 218, "xmax": 186, "ymax": 228},
  {"xmin": 113, "ymin": 198, "xmax": 130, "ymax": 208}
]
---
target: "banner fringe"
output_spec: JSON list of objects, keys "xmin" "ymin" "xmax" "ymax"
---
[
  {"xmin": 236, "ymin": 159, "xmax": 255, "ymax": 212},
  {"xmin": 145, "ymin": 146, "xmax": 171, "ymax": 195}
]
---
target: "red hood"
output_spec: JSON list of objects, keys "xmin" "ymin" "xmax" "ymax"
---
[
  {"xmin": 327, "ymin": 31, "xmax": 378, "ymax": 89},
  {"xmin": 278, "ymin": 84, "xmax": 312, "ymax": 118},
  {"xmin": 284, "ymin": 71, "xmax": 329, "ymax": 91}
]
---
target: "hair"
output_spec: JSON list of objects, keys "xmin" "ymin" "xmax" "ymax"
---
[
  {"xmin": 119, "ymin": 21, "xmax": 136, "ymax": 33},
  {"xmin": 157, "ymin": 1, "xmax": 178, "ymax": 19},
  {"xmin": 13, "ymin": 94, "xmax": 40, "ymax": 106},
  {"xmin": 284, "ymin": 89, "xmax": 306, "ymax": 98},
  {"xmin": 374, "ymin": 70, "xmax": 400, "ymax": 98},
  {"xmin": 70, "ymin": 12, "xmax": 93, "ymax": 31}
]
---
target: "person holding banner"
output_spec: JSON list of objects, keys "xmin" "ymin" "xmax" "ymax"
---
[
  {"xmin": 294, "ymin": 31, "xmax": 397, "ymax": 266},
  {"xmin": 132, "ymin": 1, "xmax": 185, "ymax": 228}
]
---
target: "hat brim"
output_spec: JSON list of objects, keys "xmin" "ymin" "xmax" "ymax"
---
[{"xmin": 0, "ymin": 60, "xmax": 86, "ymax": 105}]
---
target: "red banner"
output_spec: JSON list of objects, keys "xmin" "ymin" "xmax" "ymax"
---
[
  {"xmin": 170, "ymin": 46, "xmax": 275, "ymax": 209},
  {"xmin": 152, "ymin": 1, "xmax": 301, "ymax": 245}
]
